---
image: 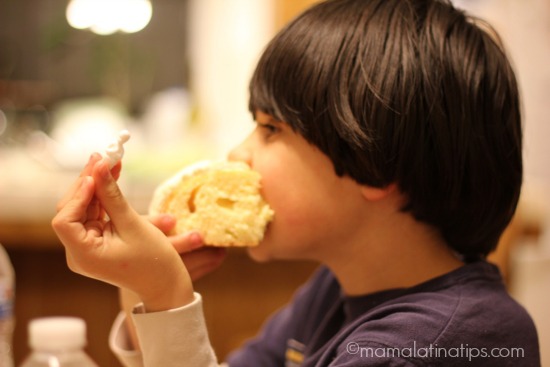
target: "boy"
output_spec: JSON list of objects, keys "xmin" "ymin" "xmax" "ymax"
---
[{"xmin": 52, "ymin": 0, "xmax": 540, "ymax": 366}]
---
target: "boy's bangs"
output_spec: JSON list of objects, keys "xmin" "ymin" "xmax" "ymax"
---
[
  {"xmin": 248, "ymin": 13, "xmax": 331, "ymax": 134},
  {"xmin": 248, "ymin": 57, "xmax": 286, "ymax": 123},
  {"xmin": 248, "ymin": 38, "xmax": 307, "ymax": 132}
]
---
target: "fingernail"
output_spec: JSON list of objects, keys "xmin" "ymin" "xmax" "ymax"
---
[
  {"xmin": 161, "ymin": 215, "xmax": 176, "ymax": 227},
  {"xmin": 160, "ymin": 214, "xmax": 176, "ymax": 229},
  {"xmin": 189, "ymin": 232, "xmax": 203, "ymax": 247},
  {"xmin": 88, "ymin": 153, "xmax": 99, "ymax": 163},
  {"xmin": 100, "ymin": 161, "xmax": 112, "ymax": 179}
]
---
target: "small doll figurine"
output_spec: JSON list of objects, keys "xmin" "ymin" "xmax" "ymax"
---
[{"xmin": 104, "ymin": 130, "xmax": 131, "ymax": 168}]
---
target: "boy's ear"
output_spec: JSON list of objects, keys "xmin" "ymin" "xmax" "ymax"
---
[{"xmin": 360, "ymin": 183, "xmax": 398, "ymax": 201}]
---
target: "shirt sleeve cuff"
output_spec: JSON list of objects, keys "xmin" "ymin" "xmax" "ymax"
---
[
  {"xmin": 109, "ymin": 311, "xmax": 144, "ymax": 367},
  {"xmin": 134, "ymin": 292, "xmax": 219, "ymax": 367},
  {"xmin": 109, "ymin": 292, "xmax": 220, "ymax": 367}
]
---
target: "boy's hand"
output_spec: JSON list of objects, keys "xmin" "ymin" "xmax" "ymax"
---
[
  {"xmin": 149, "ymin": 215, "xmax": 227, "ymax": 282},
  {"xmin": 52, "ymin": 154, "xmax": 194, "ymax": 312}
]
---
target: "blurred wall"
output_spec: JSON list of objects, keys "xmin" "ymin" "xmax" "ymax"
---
[{"xmin": 187, "ymin": 0, "xmax": 275, "ymax": 158}]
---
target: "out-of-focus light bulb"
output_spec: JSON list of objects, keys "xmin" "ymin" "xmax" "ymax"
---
[
  {"xmin": 66, "ymin": 0, "xmax": 153, "ymax": 35},
  {"xmin": 90, "ymin": 9, "xmax": 121, "ymax": 35},
  {"xmin": 120, "ymin": 0, "xmax": 153, "ymax": 33},
  {"xmin": 66, "ymin": 0, "xmax": 95, "ymax": 29}
]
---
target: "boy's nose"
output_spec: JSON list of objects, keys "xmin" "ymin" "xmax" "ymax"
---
[{"xmin": 227, "ymin": 136, "xmax": 252, "ymax": 166}]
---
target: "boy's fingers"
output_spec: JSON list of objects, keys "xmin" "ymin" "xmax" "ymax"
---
[
  {"xmin": 56, "ymin": 153, "xmax": 102, "ymax": 212},
  {"xmin": 111, "ymin": 160, "xmax": 122, "ymax": 181},
  {"xmin": 92, "ymin": 160, "xmax": 139, "ymax": 231},
  {"xmin": 52, "ymin": 176, "xmax": 94, "ymax": 245},
  {"xmin": 149, "ymin": 214, "xmax": 177, "ymax": 234},
  {"xmin": 171, "ymin": 232, "xmax": 204, "ymax": 253},
  {"xmin": 181, "ymin": 247, "xmax": 227, "ymax": 282}
]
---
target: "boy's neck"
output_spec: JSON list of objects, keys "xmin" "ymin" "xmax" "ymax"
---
[{"xmin": 325, "ymin": 200, "xmax": 464, "ymax": 297}]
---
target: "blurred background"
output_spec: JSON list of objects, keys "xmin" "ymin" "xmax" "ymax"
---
[{"xmin": 0, "ymin": 0, "xmax": 548, "ymax": 365}]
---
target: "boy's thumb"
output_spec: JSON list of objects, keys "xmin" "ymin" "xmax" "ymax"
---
[{"xmin": 93, "ymin": 159, "xmax": 139, "ymax": 229}]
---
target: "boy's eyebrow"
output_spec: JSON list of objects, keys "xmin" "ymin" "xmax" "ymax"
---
[{"xmin": 254, "ymin": 113, "xmax": 283, "ymax": 125}]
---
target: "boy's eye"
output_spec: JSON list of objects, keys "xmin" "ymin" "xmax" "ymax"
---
[
  {"xmin": 258, "ymin": 122, "xmax": 280, "ymax": 139},
  {"xmin": 261, "ymin": 123, "xmax": 278, "ymax": 133}
]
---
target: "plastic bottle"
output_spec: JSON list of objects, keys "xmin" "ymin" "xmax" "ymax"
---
[
  {"xmin": 20, "ymin": 317, "xmax": 99, "ymax": 367},
  {"xmin": 0, "ymin": 244, "xmax": 15, "ymax": 367}
]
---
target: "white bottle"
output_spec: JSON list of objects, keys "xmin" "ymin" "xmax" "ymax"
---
[
  {"xmin": 0, "ymin": 244, "xmax": 15, "ymax": 367},
  {"xmin": 20, "ymin": 317, "xmax": 99, "ymax": 367}
]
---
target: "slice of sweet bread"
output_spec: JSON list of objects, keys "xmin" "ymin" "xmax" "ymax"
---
[{"xmin": 149, "ymin": 161, "xmax": 274, "ymax": 247}]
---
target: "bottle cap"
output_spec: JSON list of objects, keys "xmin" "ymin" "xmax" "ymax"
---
[{"xmin": 28, "ymin": 317, "xmax": 87, "ymax": 350}]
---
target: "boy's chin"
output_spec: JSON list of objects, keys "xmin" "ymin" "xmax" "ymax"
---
[{"xmin": 246, "ymin": 244, "xmax": 274, "ymax": 263}]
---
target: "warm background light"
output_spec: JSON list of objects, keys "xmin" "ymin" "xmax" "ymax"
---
[{"xmin": 66, "ymin": 0, "xmax": 152, "ymax": 35}]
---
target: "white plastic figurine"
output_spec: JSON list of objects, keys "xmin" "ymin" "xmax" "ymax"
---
[{"xmin": 104, "ymin": 129, "xmax": 131, "ymax": 168}]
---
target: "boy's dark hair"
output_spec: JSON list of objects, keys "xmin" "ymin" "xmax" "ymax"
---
[{"xmin": 249, "ymin": 0, "xmax": 522, "ymax": 257}]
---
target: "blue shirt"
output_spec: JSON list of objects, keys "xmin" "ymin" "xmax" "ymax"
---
[{"xmin": 227, "ymin": 261, "xmax": 540, "ymax": 366}]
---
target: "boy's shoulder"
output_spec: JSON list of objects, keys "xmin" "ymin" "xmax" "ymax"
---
[{"xmin": 327, "ymin": 261, "xmax": 540, "ymax": 366}]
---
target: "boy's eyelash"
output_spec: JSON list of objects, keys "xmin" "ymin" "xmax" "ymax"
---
[
  {"xmin": 257, "ymin": 121, "xmax": 280, "ymax": 135},
  {"xmin": 260, "ymin": 123, "xmax": 278, "ymax": 133},
  {"xmin": 256, "ymin": 122, "xmax": 280, "ymax": 142}
]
